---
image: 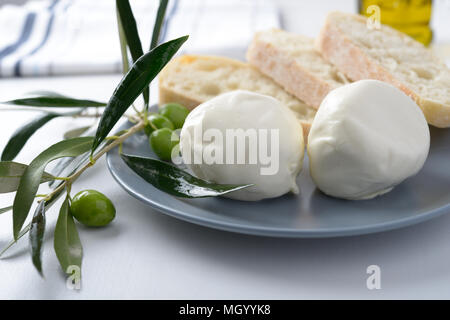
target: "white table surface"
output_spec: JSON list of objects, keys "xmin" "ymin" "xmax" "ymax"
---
[{"xmin": 1, "ymin": 0, "xmax": 450, "ymax": 300}]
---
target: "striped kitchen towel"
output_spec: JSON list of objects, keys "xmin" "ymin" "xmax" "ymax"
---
[{"xmin": 0, "ymin": 0, "xmax": 280, "ymax": 77}]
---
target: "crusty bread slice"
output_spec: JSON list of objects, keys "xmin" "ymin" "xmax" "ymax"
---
[
  {"xmin": 316, "ymin": 11, "xmax": 450, "ymax": 128},
  {"xmin": 246, "ymin": 28, "xmax": 349, "ymax": 109},
  {"xmin": 159, "ymin": 54, "xmax": 316, "ymax": 138}
]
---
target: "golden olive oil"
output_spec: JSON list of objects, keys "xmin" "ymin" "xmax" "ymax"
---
[{"xmin": 359, "ymin": 0, "xmax": 433, "ymax": 45}]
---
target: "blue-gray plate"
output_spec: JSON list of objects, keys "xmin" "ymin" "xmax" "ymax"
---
[{"xmin": 106, "ymin": 119, "xmax": 450, "ymax": 238}]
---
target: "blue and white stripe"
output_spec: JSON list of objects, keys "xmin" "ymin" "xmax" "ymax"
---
[
  {"xmin": 0, "ymin": 0, "xmax": 279, "ymax": 77},
  {"xmin": 13, "ymin": 0, "xmax": 62, "ymax": 76}
]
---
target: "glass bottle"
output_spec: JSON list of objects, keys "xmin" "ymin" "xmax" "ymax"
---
[{"xmin": 359, "ymin": 0, "xmax": 433, "ymax": 45}]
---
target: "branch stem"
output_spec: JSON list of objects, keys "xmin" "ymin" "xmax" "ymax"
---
[{"xmin": 40, "ymin": 120, "xmax": 145, "ymax": 203}]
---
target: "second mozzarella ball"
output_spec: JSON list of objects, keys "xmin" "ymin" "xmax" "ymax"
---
[{"xmin": 307, "ymin": 80, "xmax": 430, "ymax": 200}]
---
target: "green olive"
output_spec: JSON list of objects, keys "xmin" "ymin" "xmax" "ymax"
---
[
  {"xmin": 144, "ymin": 114, "xmax": 174, "ymax": 136},
  {"xmin": 149, "ymin": 128, "xmax": 179, "ymax": 161},
  {"xmin": 158, "ymin": 103, "xmax": 190, "ymax": 129},
  {"xmin": 70, "ymin": 190, "xmax": 116, "ymax": 227}
]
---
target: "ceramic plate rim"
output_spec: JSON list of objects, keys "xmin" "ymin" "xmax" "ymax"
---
[{"xmin": 106, "ymin": 123, "xmax": 450, "ymax": 238}]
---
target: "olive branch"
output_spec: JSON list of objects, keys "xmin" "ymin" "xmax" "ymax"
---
[
  {"xmin": 0, "ymin": 0, "xmax": 179, "ymax": 278},
  {"xmin": 0, "ymin": 0, "xmax": 249, "ymax": 283}
]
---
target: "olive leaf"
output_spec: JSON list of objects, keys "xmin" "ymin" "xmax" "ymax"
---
[
  {"xmin": 29, "ymin": 201, "xmax": 46, "ymax": 276},
  {"xmin": 150, "ymin": 0, "xmax": 169, "ymax": 50},
  {"xmin": 50, "ymin": 126, "xmax": 124, "ymax": 188},
  {"xmin": 121, "ymin": 154, "xmax": 252, "ymax": 198},
  {"xmin": 1, "ymin": 92, "xmax": 106, "ymax": 108},
  {"xmin": 0, "ymin": 206, "xmax": 12, "ymax": 215},
  {"xmin": 115, "ymin": 0, "xmax": 149, "ymax": 106},
  {"xmin": 63, "ymin": 126, "xmax": 92, "ymax": 140},
  {"xmin": 1, "ymin": 109, "xmax": 84, "ymax": 161},
  {"xmin": 50, "ymin": 126, "xmax": 97, "ymax": 187},
  {"xmin": 0, "ymin": 161, "xmax": 54, "ymax": 193},
  {"xmin": 91, "ymin": 35, "xmax": 188, "ymax": 153},
  {"xmin": 146, "ymin": 0, "xmax": 169, "ymax": 112},
  {"xmin": 54, "ymin": 196, "xmax": 82, "ymax": 274},
  {"xmin": 2, "ymin": 113, "xmax": 58, "ymax": 161},
  {"xmin": 116, "ymin": 7, "xmax": 129, "ymax": 73},
  {"xmin": 13, "ymin": 137, "xmax": 94, "ymax": 240},
  {"xmin": 0, "ymin": 184, "xmax": 66, "ymax": 258}
]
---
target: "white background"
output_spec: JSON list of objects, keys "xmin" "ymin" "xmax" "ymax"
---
[{"xmin": 1, "ymin": 0, "xmax": 450, "ymax": 299}]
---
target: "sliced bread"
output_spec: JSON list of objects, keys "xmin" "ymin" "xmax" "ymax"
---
[
  {"xmin": 316, "ymin": 11, "xmax": 450, "ymax": 128},
  {"xmin": 158, "ymin": 54, "xmax": 316, "ymax": 138},
  {"xmin": 246, "ymin": 28, "xmax": 349, "ymax": 109}
]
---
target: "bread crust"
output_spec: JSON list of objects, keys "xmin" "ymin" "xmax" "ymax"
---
[
  {"xmin": 247, "ymin": 35, "xmax": 329, "ymax": 109},
  {"xmin": 158, "ymin": 79, "xmax": 202, "ymax": 110},
  {"xmin": 159, "ymin": 55, "xmax": 314, "ymax": 141},
  {"xmin": 158, "ymin": 55, "xmax": 247, "ymax": 110},
  {"xmin": 247, "ymin": 30, "xmax": 335, "ymax": 109},
  {"xmin": 160, "ymin": 76, "xmax": 312, "ymax": 140},
  {"xmin": 316, "ymin": 12, "xmax": 450, "ymax": 128}
]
